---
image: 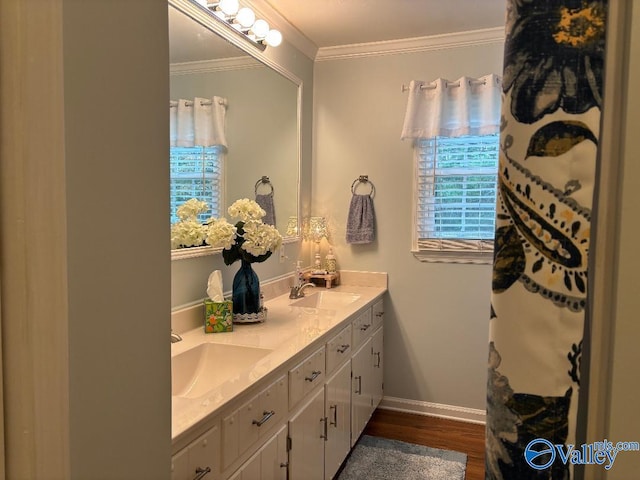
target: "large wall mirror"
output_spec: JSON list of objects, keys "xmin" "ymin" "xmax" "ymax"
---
[{"xmin": 169, "ymin": 0, "xmax": 301, "ymax": 260}]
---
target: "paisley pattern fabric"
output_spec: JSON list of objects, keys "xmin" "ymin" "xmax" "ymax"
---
[{"xmin": 487, "ymin": 1, "xmax": 608, "ymax": 478}]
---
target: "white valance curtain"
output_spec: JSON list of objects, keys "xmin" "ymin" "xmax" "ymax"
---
[
  {"xmin": 170, "ymin": 96, "xmax": 228, "ymax": 148},
  {"xmin": 401, "ymin": 74, "xmax": 502, "ymax": 139}
]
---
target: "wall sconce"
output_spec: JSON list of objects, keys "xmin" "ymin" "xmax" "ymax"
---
[
  {"xmin": 195, "ymin": 0, "xmax": 283, "ymax": 48},
  {"xmin": 305, "ymin": 217, "xmax": 328, "ymax": 273}
]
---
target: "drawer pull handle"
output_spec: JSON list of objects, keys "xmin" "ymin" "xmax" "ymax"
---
[
  {"xmin": 337, "ymin": 344, "xmax": 349, "ymax": 354},
  {"xmin": 360, "ymin": 324, "xmax": 370, "ymax": 331},
  {"xmin": 320, "ymin": 416, "xmax": 328, "ymax": 440},
  {"xmin": 192, "ymin": 466, "xmax": 211, "ymax": 480},
  {"xmin": 375, "ymin": 311, "xmax": 384, "ymax": 317},
  {"xmin": 305, "ymin": 370, "xmax": 321, "ymax": 382},
  {"xmin": 252, "ymin": 410, "xmax": 275, "ymax": 427},
  {"xmin": 330, "ymin": 404, "xmax": 338, "ymax": 427},
  {"xmin": 374, "ymin": 351, "xmax": 381, "ymax": 368},
  {"xmin": 354, "ymin": 375, "xmax": 362, "ymax": 394}
]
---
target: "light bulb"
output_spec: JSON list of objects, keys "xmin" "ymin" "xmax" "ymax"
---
[
  {"xmin": 251, "ymin": 19, "xmax": 270, "ymax": 39},
  {"xmin": 218, "ymin": 0, "xmax": 238, "ymax": 16},
  {"xmin": 265, "ymin": 29, "xmax": 282, "ymax": 47},
  {"xmin": 235, "ymin": 7, "xmax": 255, "ymax": 28}
]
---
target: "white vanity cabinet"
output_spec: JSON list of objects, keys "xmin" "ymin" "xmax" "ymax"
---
[
  {"xmin": 325, "ymin": 324, "xmax": 352, "ymax": 375},
  {"xmin": 351, "ymin": 299, "xmax": 384, "ymax": 447},
  {"xmin": 172, "ymin": 423, "xmax": 221, "ymax": 480},
  {"xmin": 173, "ymin": 291, "xmax": 386, "ymax": 480},
  {"xmin": 222, "ymin": 374, "xmax": 287, "ymax": 472},
  {"xmin": 323, "ymin": 361, "xmax": 352, "ymax": 480},
  {"xmin": 288, "ymin": 388, "xmax": 325, "ymax": 480},
  {"xmin": 289, "ymin": 346, "xmax": 326, "ymax": 409},
  {"xmin": 227, "ymin": 425, "xmax": 288, "ymax": 480}
]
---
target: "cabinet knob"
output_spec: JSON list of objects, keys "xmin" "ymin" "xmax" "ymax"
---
[{"xmin": 337, "ymin": 344, "xmax": 350, "ymax": 354}]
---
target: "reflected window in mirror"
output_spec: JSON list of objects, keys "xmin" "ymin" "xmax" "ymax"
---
[{"xmin": 169, "ymin": 145, "xmax": 224, "ymax": 224}]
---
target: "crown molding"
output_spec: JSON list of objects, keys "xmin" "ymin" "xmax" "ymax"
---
[
  {"xmin": 316, "ymin": 27, "xmax": 505, "ymax": 62},
  {"xmin": 243, "ymin": 0, "xmax": 319, "ymax": 60},
  {"xmin": 170, "ymin": 55, "xmax": 263, "ymax": 75}
]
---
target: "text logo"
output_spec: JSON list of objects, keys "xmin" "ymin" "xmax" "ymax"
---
[{"xmin": 524, "ymin": 439, "xmax": 556, "ymax": 470}]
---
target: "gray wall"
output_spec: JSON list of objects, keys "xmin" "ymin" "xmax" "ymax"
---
[{"xmin": 312, "ymin": 42, "xmax": 504, "ymax": 410}]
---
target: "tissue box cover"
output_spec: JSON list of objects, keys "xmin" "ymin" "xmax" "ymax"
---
[{"xmin": 204, "ymin": 300, "xmax": 233, "ymax": 333}]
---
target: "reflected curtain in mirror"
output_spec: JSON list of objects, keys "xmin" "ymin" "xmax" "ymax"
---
[{"xmin": 169, "ymin": 97, "xmax": 228, "ymax": 223}]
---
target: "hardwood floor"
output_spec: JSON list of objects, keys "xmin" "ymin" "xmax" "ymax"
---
[{"xmin": 363, "ymin": 408, "xmax": 485, "ymax": 480}]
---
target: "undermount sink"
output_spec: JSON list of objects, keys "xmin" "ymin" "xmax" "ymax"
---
[
  {"xmin": 291, "ymin": 291, "xmax": 361, "ymax": 310},
  {"xmin": 172, "ymin": 343, "xmax": 273, "ymax": 398}
]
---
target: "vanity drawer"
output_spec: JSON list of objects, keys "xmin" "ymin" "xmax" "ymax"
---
[
  {"xmin": 372, "ymin": 299, "xmax": 384, "ymax": 329},
  {"xmin": 326, "ymin": 324, "xmax": 352, "ymax": 374},
  {"xmin": 222, "ymin": 374, "xmax": 287, "ymax": 470},
  {"xmin": 352, "ymin": 308, "xmax": 373, "ymax": 348},
  {"xmin": 288, "ymin": 346, "xmax": 325, "ymax": 408}
]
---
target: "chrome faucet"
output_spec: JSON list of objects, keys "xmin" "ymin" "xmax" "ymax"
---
[
  {"xmin": 171, "ymin": 330, "xmax": 182, "ymax": 343},
  {"xmin": 289, "ymin": 282, "xmax": 316, "ymax": 299}
]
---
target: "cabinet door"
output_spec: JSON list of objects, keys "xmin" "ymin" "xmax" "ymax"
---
[
  {"xmin": 351, "ymin": 338, "xmax": 372, "ymax": 447},
  {"xmin": 371, "ymin": 326, "xmax": 383, "ymax": 409},
  {"xmin": 324, "ymin": 361, "xmax": 351, "ymax": 480},
  {"xmin": 260, "ymin": 425, "xmax": 288, "ymax": 480},
  {"xmin": 289, "ymin": 388, "xmax": 325, "ymax": 480}
]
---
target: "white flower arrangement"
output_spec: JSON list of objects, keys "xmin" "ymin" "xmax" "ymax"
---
[
  {"xmin": 171, "ymin": 198, "xmax": 282, "ymax": 261},
  {"xmin": 170, "ymin": 198, "xmax": 209, "ymax": 249},
  {"xmin": 207, "ymin": 198, "xmax": 282, "ymax": 265}
]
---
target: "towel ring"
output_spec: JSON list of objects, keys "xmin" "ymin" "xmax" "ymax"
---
[
  {"xmin": 351, "ymin": 175, "xmax": 375, "ymax": 198},
  {"xmin": 255, "ymin": 176, "xmax": 274, "ymax": 196}
]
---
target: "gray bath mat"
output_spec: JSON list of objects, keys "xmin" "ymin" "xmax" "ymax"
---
[{"xmin": 336, "ymin": 435, "xmax": 467, "ymax": 479}]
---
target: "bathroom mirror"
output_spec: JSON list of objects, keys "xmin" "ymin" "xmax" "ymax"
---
[{"xmin": 169, "ymin": 0, "xmax": 301, "ymax": 259}]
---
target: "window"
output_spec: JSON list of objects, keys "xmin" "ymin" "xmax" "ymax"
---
[
  {"xmin": 169, "ymin": 145, "xmax": 224, "ymax": 224},
  {"xmin": 413, "ymin": 134, "xmax": 499, "ymax": 263}
]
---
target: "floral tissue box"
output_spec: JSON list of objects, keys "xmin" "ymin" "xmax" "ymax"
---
[{"xmin": 204, "ymin": 299, "xmax": 233, "ymax": 333}]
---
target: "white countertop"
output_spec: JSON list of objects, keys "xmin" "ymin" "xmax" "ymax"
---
[{"xmin": 171, "ymin": 283, "xmax": 386, "ymax": 445}]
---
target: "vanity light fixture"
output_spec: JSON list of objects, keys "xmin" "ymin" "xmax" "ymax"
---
[{"xmin": 194, "ymin": 0, "xmax": 283, "ymax": 49}]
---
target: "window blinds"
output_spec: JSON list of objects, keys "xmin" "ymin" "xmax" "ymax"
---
[
  {"xmin": 416, "ymin": 134, "xmax": 499, "ymax": 251},
  {"xmin": 169, "ymin": 145, "xmax": 223, "ymax": 224}
]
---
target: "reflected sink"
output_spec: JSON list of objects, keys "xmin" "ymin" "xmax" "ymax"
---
[
  {"xmin": 291, "ymin": 291, "xmax": 361, "ymax": 310},
  {"xmin": 172, "ymin": 343, "xmax": 272, "ymax": 398}
]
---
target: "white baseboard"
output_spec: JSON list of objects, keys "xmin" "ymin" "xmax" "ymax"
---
[{"xmin": 379, "ymin": 396, "xmax": 486, "ymax": 425}]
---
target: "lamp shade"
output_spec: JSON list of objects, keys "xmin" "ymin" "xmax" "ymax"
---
[{"xmin": 308, "ymin": 217, "xmax": 328, "ymax": 242}]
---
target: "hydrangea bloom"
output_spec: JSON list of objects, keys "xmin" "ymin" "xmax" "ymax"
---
[
  {"xmin": 170, "ymin": 219, "xmax": 207, "ymax": 249},
  {"xmin": 176, "ymin": 198, "xmax": 208, "ymax": 221},
  {"xmin": 241, "ymin": 220, "xmax": 282, "ymax": 257},
  {"xmin": 227, "ymin": 198, "xmax": 266, "ymax": 223},
  {"xmin": 205, "ymin": 218, "xmax": 237, "ymax": 250}
]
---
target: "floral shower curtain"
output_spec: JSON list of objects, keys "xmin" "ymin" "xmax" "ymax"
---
[{"xmin": 487, "ymin": 1, "xmax": 608, "ymax": 479}]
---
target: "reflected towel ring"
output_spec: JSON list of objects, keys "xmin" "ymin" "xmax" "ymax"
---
[
  {"xmin": 255, "ymin": 176, "xmax": 274, "ymax": 196},
  {"xmin": 351, "ymin": 175, "xmax": 375, "ymax": 198}
]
